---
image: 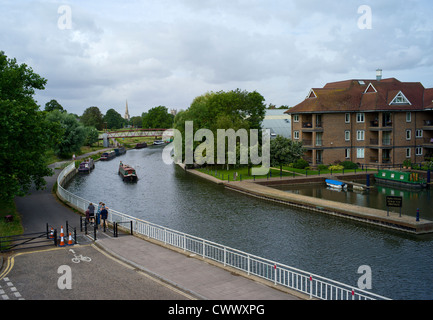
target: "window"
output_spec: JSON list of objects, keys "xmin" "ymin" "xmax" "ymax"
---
[
  {"xmin": 406, "ymin": 129, "xmax": 411, "ymax": 140},
  {"xmin": 356, "ymin": 130, "xmax": 365, "ymax": 141},
  {"xmin": 293, "ymin": 131, "xmax": 299, "ymax": 139},
  {"xmin": 345, "ymin": 130, "xmax": 350, "ymax": 141},
  {"xmin": 293, "ymin": 115, "xmax": 299, "ymax": 122},
  {"xmin": 356, "ymin": 113, "xmax": 365, "ymax": 123},
  {"xmin": 406, "ymin": 112, "xmax": 411, "ymax": 122},
  {"xmin": 416, "ymin": 147, "xmax": 423, "ymax": 156},
  {"xmin": 356, "ymin": 148, "xmax": 365, "ymax": 159},
  {"xmin": 345, "ymin": 113, "xmax": 350, "ymax": 123},
  {"xmin": 390, "ymin": 91, "xmax": 411, "ymax": 105},
  {"xmin": 345, "ymin": 148, "xmax": 350, "ymax": 159},
  {"xmin": 416, "ymin": 129, "xmax": 423, "ymax": 138},
  {"xmin": 406, "ymin": 148, "xmax": 411, "ymax": 158}
]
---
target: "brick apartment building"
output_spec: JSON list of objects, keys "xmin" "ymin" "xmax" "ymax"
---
[{"xmin": 286, "ymin": 70, "xmax": 433, "ymax": 167}]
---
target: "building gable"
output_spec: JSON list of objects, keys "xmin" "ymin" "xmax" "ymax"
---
[
  {"xmin": 389, "ymin": 91, "xmax": 411, "ymax": 105},
  {"xmin": 364, "ymin": 83, "xmax": 377, "ymax": 94}
]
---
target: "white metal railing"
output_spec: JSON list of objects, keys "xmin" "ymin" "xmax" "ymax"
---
[{"xmin": 57, "ymin": 161, "xmax": 390, "ymax": 300}]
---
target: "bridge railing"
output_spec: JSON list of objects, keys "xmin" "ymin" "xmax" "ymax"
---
[{"xmin": 57, "ymin": 161, "xmax": 390, "ymax": 300}]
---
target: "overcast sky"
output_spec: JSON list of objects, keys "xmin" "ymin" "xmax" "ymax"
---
[{"xmin": 1, "ymin": 0, "xmax": 432, "ymax": 117}]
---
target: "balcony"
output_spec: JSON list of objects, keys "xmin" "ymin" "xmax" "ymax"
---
[
  {"xmin": 369, "ymin": 138, "xmax": 392, "ymax": 146},
  {"xmin": 423, "ymin": 137, "xmax": 433, "ymax": 148},
  {"xmin": 302, "ymin": 140, "xmax": 324, "ymax": 147},
  {"xmin": 423, "ymin": 120, "xmax": 433, "ymax": 130},
  {"xmin": 370, "ymin": 156, "xmax": 392, "ymax": 164},
  {"xmin": 302, "ymin": 122, "xmax": 323, "ymax": 132}
]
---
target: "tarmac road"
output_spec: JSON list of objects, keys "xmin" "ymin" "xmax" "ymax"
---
[
  {"xmin": 3, "ymin": 153, "xmax": 196, "ymax": 301},
  {"xmin": 1, "ymin": 244, "xmax": 193, "ymax": 300}
]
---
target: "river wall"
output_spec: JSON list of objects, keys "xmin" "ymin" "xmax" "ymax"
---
[{"xmin": 180, "ymin": 165, "xmax": 433, "ymax": 235}]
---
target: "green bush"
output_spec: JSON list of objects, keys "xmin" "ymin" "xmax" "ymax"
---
[
  {"xmin": 293, "ymin": 158, "xmax": 309, "ymax": 169},
  {"xmin": 317, "ymin": 164, "xmax": 328, "ymax": 171},
  {"xmin": 329, "ymin": 165, "xmax": 344, "ymax": 171},
  {"xmin": 340, "ymin": 161, "xmax": 358, "ymax": 169}
]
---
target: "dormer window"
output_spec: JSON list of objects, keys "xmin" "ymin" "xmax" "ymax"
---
[
  {"xmin": 390, "ymin": 91, "xmax": 411, "ymax": 105},
  {"xmin": 306, "ymin": 89, "xmax": 317, "ymax": 99},
  {"xmin": 363, "ymin": 83, "xmax": 377, "ymax": 94}
]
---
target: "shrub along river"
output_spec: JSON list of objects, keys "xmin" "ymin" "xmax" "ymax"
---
[{"xmin": 65, "ymin": 147, "xmax": 433, "ymax": 300}]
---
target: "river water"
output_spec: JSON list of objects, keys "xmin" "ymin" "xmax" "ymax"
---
[{"xmin": 65, "ymin": 147, "xmax": 433, "ymax": 300}]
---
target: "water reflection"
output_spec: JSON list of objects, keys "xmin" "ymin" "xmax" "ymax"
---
[
  {"xmin": 65, "ymin": 148, "xmax": 433, "ymax": 299},
  {"xmin": 272, "ymin": 183, "xmax": 432, "ymax": 219}
]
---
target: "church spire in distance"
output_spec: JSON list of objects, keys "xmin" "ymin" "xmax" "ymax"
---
[{"xmin": 124, "ymin": 99, "xmax": 130, "ymax": 121}]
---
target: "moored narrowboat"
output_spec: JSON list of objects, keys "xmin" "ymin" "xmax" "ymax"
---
[
  {"xmin": 114, "ymin": 146, "xmax": 126, "ymax": 156},
  {"xmin": 135, "ymin": 142, "xmax": 148, "ymax": 149},
  {"xmin": 100, "ymin": 150, "xmax": 116, "ymax": 161},
  {"xmin": 78, "ymin": 158, "xmax": 95, "ymax": 173},
  {"xmin": 374, "ymin": 169, "xmax": 427, "ymax": 189},
  {"xmin": 118, "ymin": 161, "xmax": 138, "ymax": 182}
]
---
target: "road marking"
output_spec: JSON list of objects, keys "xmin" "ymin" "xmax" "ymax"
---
[
  {"xmin": 1, "ymin": 278, "xmax": 24, "ymax": 300},
  {"xmin": 91, "ymin": 244, "xmax": 197, "ymax": 300}
]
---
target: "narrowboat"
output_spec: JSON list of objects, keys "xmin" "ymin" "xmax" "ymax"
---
[
  {"xmin": 100, "ymin": 150, "xmax": 116, "ymax": 161},
  {"xmin": 374, "ymin": 169, "xmax": 427, "ymax": 189},
  {"xmin": 78, "ymin": 158, "xmax": 95, "ymax": 173},
  {"xmin": 325, "ymin": 179, "xmax": 347, "ymax": 190},
  {"xmin": 135, "ymin": 142, "xmax": 148, "ymax": 149},
  {"xmin": 114, "ymin": 146, "xmax": 126, "ymax": 156},
  {"xmin": 118, "ymin": 162, "xmax": 137, "ymax": 182}
]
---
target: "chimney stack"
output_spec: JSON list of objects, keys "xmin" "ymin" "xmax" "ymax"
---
[{"xmin": 376, "ymin": 69, "xmax": 382, "ymax": 81}]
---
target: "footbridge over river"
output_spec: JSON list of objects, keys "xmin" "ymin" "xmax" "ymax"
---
[{"xmin": 98, "ymin": 128, "xmax": 174, "ymax": 140}]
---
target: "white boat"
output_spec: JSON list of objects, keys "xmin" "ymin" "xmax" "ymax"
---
[
  {"xmin": 152, "ymin": 140, "xmax": 165, "ymax": 145},
  {"xmin": 325, "ymin": 179, "xmax": 347, "ymax": 190}
]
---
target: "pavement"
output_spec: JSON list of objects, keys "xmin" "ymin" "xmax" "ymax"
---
[{"xmin": 6, "ymin": 151, "xmax": 303, "ymax": 301}]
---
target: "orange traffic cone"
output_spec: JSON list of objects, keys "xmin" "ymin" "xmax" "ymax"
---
[
  {"xmin": 49, "ymin": 227, "xmax": 54, "ymax": 239},
  {"xmin": 59, "ymin": 235, "xmax": 66, "ymax": 247},
  {"xmin": 60, "ymin": 225, "xmax": 64, "ymax": 238},
  {"xmin": 67, "ymin": 232, "xmax": 74, "ymax": 246}
]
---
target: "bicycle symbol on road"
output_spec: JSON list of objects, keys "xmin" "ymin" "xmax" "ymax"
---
[{"xmin": 69, "ymin": 249, "xmax": 91, "ymax": 263}]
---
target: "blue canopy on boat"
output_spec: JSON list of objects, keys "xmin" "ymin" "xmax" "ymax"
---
[{"xmin": 325, "ymin": 179, "xmax": 345, "ymax": 186}]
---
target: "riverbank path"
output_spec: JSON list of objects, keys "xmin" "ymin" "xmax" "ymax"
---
[{"xmin": 8, "ymin": 152, "xmax": 303, "ymax": 300}]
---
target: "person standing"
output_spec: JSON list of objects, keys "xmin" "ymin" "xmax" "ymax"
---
[
  {"xmin": 96, "ymin": 202, "xmax": 102, "ymax": 227},
  {"xmin": 88, "ymin": 202, "xmax": 95, "ymax": 224},
  {"xmin": 100, "ymin": 203, "xmax": 108, "ymax": 229}
]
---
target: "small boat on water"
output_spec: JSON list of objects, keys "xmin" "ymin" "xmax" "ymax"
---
[
  {"xmin": 152, "ymin": 140, "xmax": 165, "ymax": 146},
  {"xmin": 78, "ymin": 158, "xmax": 95, "ymax": 173},
  {"xmin": 135, "ymin": 142, "xmax": 148, "ymax": 149},
  {"xmin": 374, "ymin": 169, "xmax": 427, "ymax": 189},
  {"xmin": 114, "ymin": 146, "xmax": 126, "ymax": 156},
  {"xmin": 325, "ymin": 179, "xmax": 347, "ymax": 190},
  {"xmin": 118, "ymin": 161, "xmax": 137, "ymax": 182},
  {"xmin": 100, "ymin": 150, "xmax": 116, "ymax": 161}
]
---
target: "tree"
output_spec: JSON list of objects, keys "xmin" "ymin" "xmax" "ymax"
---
[
  {"xmin": 131, "ymin": 116, "xmax": 142, "ymax": 128},
  {"xmin": 173, "ymin": 89, "xmax": 266, "ymax": 167},
  {"xmin": 80, "ymin": 106, "xmax": 104, "ymax": 130},
  {"xmin": 104, "ymin": 108, "xmax": 125, "ymax": 129},
  {"xmin": 83, "ymin": 126, "xmax": 99, "ymax": 146},
  {"xmin": 142, "ymin": 106, "xmax": 174, "ymax": 129},
  {"xmin": 0, "ymin": 51, "xmax": 58, "ymax": 202},
  {"xmin": 44, "ymin": 99, "xmax": 64, "ymax": 112},
  {"xmin": 46, "ymin": 110, "xmax": 87, "ymax": 157},
  {"xmin": 270, "ymin": 135, "xmax": 305, "ymax": 175}
]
